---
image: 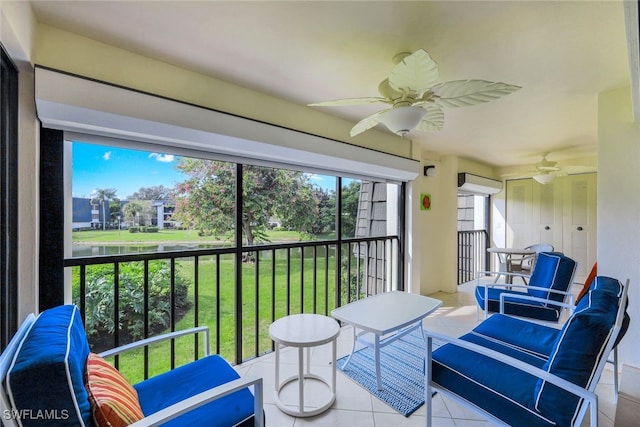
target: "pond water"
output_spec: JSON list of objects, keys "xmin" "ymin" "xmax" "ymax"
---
[{"xmin": 71, "ymin": 243, "xmax": 223, "ymax": 258}]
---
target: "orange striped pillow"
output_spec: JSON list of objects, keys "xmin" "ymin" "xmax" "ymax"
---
[{"xmin": 85, "ymin": 353, "xmax": 144, "ymax": 427}]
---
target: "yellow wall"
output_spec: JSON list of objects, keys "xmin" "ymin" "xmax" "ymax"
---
[
  {"xmin": 34, "ymin": 24, "xmax": 411, "ymax": 159},
  {"xmin": 598, "ymin": 85, "xmax": 640, "ymax": 368}
]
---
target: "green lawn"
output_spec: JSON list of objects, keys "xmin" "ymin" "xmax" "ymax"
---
[{"xmin": 80, "ymin": 248, "xmax": 344, "ymax": 383}]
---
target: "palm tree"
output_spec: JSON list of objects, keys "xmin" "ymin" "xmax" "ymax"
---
[
  {"xmin": 90, "ymin": 188, "xmax": 117, "ymax": 231},
  {"xmin": 123, "ymin": 201, "xmax": 144, "ymax": 227}
]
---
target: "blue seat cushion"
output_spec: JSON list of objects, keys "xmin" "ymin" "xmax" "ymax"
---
[
  {"xmin": 475, "ymin": 286, "xmax": 564, "ymax": 321},
  {"xmin": 134, "ymin": 355, "xmax": 255, "ymax": 426},
  {"xmin": 432, "ymin": 337, "xmax": 555, "ymax": 427},
  {"xmin": 471, "ymin": 313, "xmax": 559, "ymax": 359},
  {"xmin": 534, "ymin": 289, "xmax": 619, "ymax": 427},
  {"xmin": 6, "ymin": 305, "xmax": 93, "ymax": 426}
]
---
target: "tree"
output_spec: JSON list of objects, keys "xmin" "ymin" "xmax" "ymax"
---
[
  {"xmin": 91, "ymin": 188, "xmax": 117, "ymax": 231},
  {"xmin": 173, "ymin": 160, "xmax": 317, "ymax": 245},
  {"xmin": 341, "ymin": 180, "xmax": 361, "ymax": 237},
  {"xmin": 108, "ymin": 198, "xmax": 122, "ymax": 226},
  {"xmin": 312, "ymin": 186, "xmax": 335, "ymax": 234},
  {"xmin": 128, "ymin": 185, "xmax": 173, "ymax": 201},
  {"xmin": 123, "ymin": 201, "xmax": 144, "ymax": 226}
]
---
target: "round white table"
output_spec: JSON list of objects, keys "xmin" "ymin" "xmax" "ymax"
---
[{"xmin": 268, "ymin": 313, "xmax": 340, "ymax": 417}]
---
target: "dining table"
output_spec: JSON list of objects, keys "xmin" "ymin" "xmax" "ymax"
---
[{"xmin": 486, "ymin": 247, "xmax": 536, "ymax": 284}]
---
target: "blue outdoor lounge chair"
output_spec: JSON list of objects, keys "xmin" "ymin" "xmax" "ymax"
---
[
  {"xmin": 426, "ymin": 276, "xmax": 630, "ymax": 427},
  {"xmin": 0, "ymin": 305, "xmax": 264, "ymax": 427},
  {"xmin": 475, "ymin": 252, "xmax": 577, "ymax": 322}
]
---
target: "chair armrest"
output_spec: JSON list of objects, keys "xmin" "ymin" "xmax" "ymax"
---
[
  {"xmin": 99, "ymin": 326, "xmax": 210, "ymax": 358},
  {"xmin": 486, "ymin": 283, "xmax": 575, "ymax": 298},
  {"xmin": 499, "ymin": 293, "xmax": 575, "ymax": 316},
  {"xmin": 128, "ymin": 376, "xmax": 264, "ymax": 427},
  {"xmin": 424, "ymin": 331, "xmax": 598, "ymax": 427},
  {"xmin": 477, "ymin": 271, "xmax": 531, "ymax": 281}
]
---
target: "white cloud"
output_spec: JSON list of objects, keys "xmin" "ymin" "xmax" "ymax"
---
[
  {"xmin": 102, "ymin": 151, "xmax": 112, "ymax": 160},
  {"xmin": 149, "ymin": 153, "xmax": 175, "ymax": 163}
]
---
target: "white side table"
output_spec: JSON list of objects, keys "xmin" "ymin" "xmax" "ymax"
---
[{"xmin": 268, "ymin": 313, "xmax": 340, "ymax": 417}]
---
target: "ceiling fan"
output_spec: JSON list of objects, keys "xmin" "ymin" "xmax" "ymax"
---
[
  {"xmin": 308, "ymin": 49, "xmax": 521, "ymax": 137},
  {"xmin": 531, "ymin": 153, "xmax": 562, "ymax": 184},
  {"xmin": 504, "ymin": 152, "xmax": 592, "ymax": 184}
]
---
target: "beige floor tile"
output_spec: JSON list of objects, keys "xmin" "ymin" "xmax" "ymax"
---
[{"xmin": 293, "ymin": 408, "xmax": 376, "ymax": 426}]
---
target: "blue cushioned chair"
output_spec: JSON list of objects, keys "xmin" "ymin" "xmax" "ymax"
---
[
  {"xmin": 0, "ymin": 305, "xmax": 264, "ymax": 427},
  {"xmin": 475, "ymin": 252, "xmax": 577, "ymax": 322},
  {"xmin": 425, "ymin": 276, "xmax": 630, "ymax": 427}
]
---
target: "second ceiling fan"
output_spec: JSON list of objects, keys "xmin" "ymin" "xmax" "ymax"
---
[{"xmin": 309, "ymin": 49, "xmax": 521, "ymax": 137}]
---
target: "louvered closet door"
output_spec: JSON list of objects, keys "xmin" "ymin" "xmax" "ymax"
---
[
  {"xmin": 506, "ymin": 179, "xmax": 533, "ymax": 248},
  {"xmin": 562, "ymin": 174, "xmax": 597, "ymax": 282},
  {"xmin": 532, "ymin": 179, "xmax": 563, "ymax": 251}
]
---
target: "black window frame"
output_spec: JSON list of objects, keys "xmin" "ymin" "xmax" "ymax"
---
[{"xmin": 1, "ymin": 44, "xmax": 19, "ymax": 351}]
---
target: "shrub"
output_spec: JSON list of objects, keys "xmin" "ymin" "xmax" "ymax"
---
[
  {"xmin": 76, "ymin": 261, "xmax": 190, "ymax": 346},
  {"xmin": 145, "ymin": 226, "xmax": 159, "ymax": 233},
  {"xmin": 129, "ymin": 226, "xmax": 139, "ymax": 233}
]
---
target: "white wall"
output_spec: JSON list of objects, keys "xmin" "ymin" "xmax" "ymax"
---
[{"xmin": 598, "ymin": 85, "xmax": 640, "ymax": 369}]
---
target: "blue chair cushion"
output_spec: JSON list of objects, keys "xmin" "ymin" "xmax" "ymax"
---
[
  {"xmin": 471, "ymin": 313, "xmax": 559, "ymax": 359},
  {"xmin": 527, "ymin": 252, "xmax": 576, "ymax": 302},
  {"xmin": 534, "ymin": 289, "xmax": 619, "ymax": 426},
  {"xmin": 432, "ymin": 337, "xmax": 555, "ymax": 427},
  {"xmin": 134, "ymin": 354, "xmax": 256, "ymax": 426},
  {"xmin": 579, "ymin": 276, "xmax": 630, "ymax": 347},
  {"xmin": 585, "ymin": 276, "xmax": 623, "ymax": 299},
  {"xmin": 6, "ymin": 305, "xmax": 93, "ymax": 426},
  {"xmin": 475, "ymin": 286, "xmax": 565, "ymax": 321},
  {"xmin": 475, "ymin": 252, "xmax": 576, "ymax": 322}
]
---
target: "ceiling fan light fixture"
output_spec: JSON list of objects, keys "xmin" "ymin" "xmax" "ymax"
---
[
  {"xmin": 378, "ymin": 106, "xmax": 426, "ymax": 137},
  {"xmin": 533, "ymin": 173, "xmax": 555, "ymax": 184}
]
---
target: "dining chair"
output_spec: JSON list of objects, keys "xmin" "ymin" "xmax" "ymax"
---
[{"xmin": 508, "ymin": 243, "xmax": 554, "ymax": 283}]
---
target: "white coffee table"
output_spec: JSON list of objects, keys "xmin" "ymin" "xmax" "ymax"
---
[
  {"xmin": 331, "ymin": 291, "xmax": 442, "ymax": 390},
  {"xmin": 268, "ymin": 313, "xmax": 340, "ymax": 417}
]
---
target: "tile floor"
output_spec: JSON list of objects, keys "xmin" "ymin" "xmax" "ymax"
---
[{"xmin": 235, "ymin": 281, "xmax": 624, "ymax": 426}]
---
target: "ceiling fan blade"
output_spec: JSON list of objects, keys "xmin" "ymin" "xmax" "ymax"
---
[
  {"xmin": 431, "ymin": 80, "xmax": 521, "ymax": 108},
  {"xmin": 350, "ymin": 109, "xmax": 389, "ymax": 137},
  {"xmin": 415, "ymin": 103, "xmax": 445, "ymax": 132},
  {"xmin": 388, "ymin": 49, "xmax": 440, "ymax": 95},
  {"xmin": 308, "ymin": 97, "xmax": 387, "ymax": 107}
]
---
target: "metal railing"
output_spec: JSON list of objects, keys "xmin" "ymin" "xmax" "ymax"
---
[
  {"xmin": 64, "ymin": 236, "xmax": 400, "ymax": 376},
  {"xmin": 457, "ymin": 230, "xmax": 488, "ymax": 284}
]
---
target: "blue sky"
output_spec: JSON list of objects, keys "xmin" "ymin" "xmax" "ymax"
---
[
  {"xmin": 72, "ymin": 143, "xmax": 187, "ymax": 199},
  {"xmin": 72, "ymin": 142, "xmax": 336, "ymax": 199}
]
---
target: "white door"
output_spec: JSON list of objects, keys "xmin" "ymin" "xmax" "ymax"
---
[
  {"xmin": 532, "ymin": 179, "xmax": 563, "ymax": 251},
  {"xmin": 506, "ymin": 179, "xmax": 533, "ymax": 248},
  {"xmin": 562, "ymin": 173, "xmax": 597, "ymax": 281}
]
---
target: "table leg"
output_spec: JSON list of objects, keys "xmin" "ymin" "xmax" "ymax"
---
[
  {"xmin": 341, "ymin": 325, "xmax": 357, "ymax": 369},
  {"xmin": 375, "ymin": 333, "xmax": 382, "ymax": 390},
  {"xmin": 275, "ymin": 342, "xmax": 280, "ymax": 393},
  {"xmin": 494, "ymin": 253, "xmax": 508, "ymax": 283},
  {"xmin": 298, "ymin": 347, "xmax": 304, "ymax": 413},
  {"xmin": 331, "ymin": 338, "xmax": 337, "ymax": 394}
]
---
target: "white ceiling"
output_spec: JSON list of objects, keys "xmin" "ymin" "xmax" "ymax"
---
[{"xmin": 28, "ymin": 0, "xmax": 632, "ymax": 168}]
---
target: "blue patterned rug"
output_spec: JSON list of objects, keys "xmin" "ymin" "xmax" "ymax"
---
[{"xmin": 337, "ymin": 330, "xmax": 435, "ymax": 417}]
